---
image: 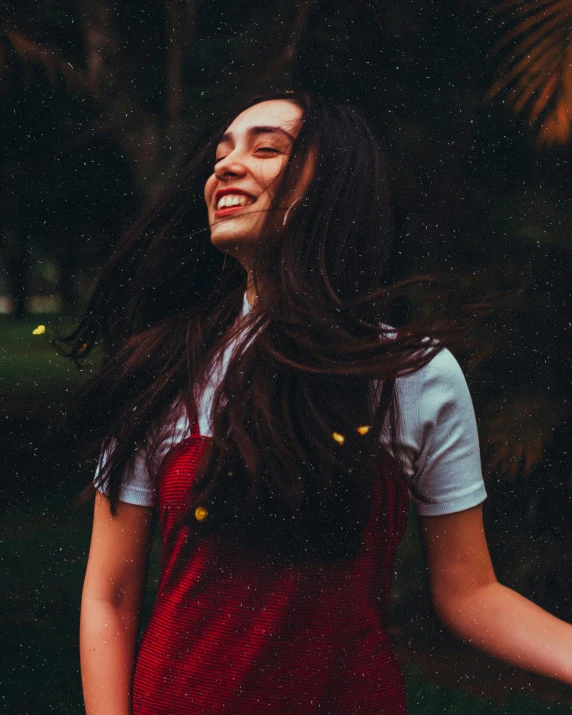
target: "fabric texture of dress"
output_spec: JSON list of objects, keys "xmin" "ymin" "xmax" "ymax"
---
[{"xmin": 131, "ymin": 412, "xmax": 411, "ymax": 715}]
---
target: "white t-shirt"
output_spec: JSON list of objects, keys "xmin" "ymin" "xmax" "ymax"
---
[{"xmin": 94, "ymin": 292, "xmax": 487, "ymax": 516}]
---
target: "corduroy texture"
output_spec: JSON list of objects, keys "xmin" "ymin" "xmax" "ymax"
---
[{"xmin": 132, "ymin": 416, "xmax": 410, "ymax": 715}]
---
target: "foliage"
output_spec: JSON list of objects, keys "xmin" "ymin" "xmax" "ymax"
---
[
  {"xmin": 1, "ymin": 0, "xmax": 315, "ymax": 200},
  {"xmin": 486, "ymin": 0, "xmax": 572, "ymax": 147}
]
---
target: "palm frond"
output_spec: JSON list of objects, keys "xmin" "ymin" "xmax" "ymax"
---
[
  {"xmin": 484, "ymin": 393, "xmax": 567, "ymax": 478},
  {"xmin": 485, "ymin": 0, "xmax": 572, "ymax": 147}
]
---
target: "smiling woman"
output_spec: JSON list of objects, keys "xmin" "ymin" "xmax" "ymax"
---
[
  {"xmin": 52, "ymin": 89, "xmax": 572, "ymax": 715},
  {"xmin": 205, "ymin": 100, "xmax": 315, "ymax": 300}
]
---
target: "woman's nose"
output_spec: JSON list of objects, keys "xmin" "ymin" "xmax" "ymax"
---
[{"xmin": 214, "ymin": 154, "xmax": 247, "ymax": 181}]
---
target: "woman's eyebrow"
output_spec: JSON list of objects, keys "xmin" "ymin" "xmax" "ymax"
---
[{"xmin": 218, "ymin": 126, "xmax": 295, "ymax": 144}]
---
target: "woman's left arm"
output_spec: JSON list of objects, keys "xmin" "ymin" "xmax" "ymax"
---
[{"xmin": 419, "ymin": 503, "xmax": 572, "ymax": 684}]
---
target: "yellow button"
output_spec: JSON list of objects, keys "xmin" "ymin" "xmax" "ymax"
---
[{"xmin": 195, "ymin": 506, "xmax": 208, "ymax": 521}]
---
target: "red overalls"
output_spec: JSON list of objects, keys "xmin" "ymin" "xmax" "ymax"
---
[{"xmin": 132, "ymin": 417, "xmax": 410, "ymax": 714}]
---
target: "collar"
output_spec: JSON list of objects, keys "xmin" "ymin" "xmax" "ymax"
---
[{"xmin": 242, "ymin": 291, "xmax": 253, "ymax": 317}]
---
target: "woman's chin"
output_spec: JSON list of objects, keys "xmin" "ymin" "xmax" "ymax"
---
[{"xmin": 209, "ymin": 225, "xmax": 257, "ymax": 248}]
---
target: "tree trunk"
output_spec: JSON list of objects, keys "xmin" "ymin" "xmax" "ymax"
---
[
  {"xmin": 3, "ymin": 162, "xmax": 29, "ymax": 320},
  {"xmin": 5, "ymin": 223, "xmax": 29, "ymax": 320},
  {"xmin": 57, "ymin": 234, "xmax": 78, "ymax": 315}
]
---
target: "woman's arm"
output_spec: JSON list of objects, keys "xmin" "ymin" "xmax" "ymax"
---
[
  {"xmin": 80, "ymin": 492, "xmax": 156, "ymax": 715},
  {"xmin": 418, "ymin": 504, "xmax": 572, "ymax": 684}
]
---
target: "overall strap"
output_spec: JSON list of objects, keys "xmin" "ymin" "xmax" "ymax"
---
[{"xmin": 181, "ymin": 394, "xmax": 201, "ymax": 437}]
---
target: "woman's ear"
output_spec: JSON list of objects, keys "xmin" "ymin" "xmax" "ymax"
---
[{"xmin": 282, "ymin": 197, "xmax": 303, "ymax": 227}]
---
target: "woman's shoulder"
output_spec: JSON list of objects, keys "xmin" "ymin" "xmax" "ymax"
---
[
  {"xmin": 377, "ymin": 321, "xmax": 465, "ymax": 391},
  {"xmin": 403, "ymin": 345, "xmax": 464, "ymax": 385},
  {"xmin": 93, "ymin": 395, "xmax": 191, "ymax": 506},
  {"xmin": 393, "ymin": 347, "xmax": 471, "ymax": 429}
]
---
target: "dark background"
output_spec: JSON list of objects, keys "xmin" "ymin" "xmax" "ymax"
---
[{"xmin": 2, "ymin": 1, "xmax": 572, "ymax": 712}]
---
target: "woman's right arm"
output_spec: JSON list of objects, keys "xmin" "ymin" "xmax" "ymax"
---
[{"xmin": 80, "ymin": 491, "xmax": 156, "ymax": 715}]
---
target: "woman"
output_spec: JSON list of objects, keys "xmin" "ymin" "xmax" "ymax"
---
[{"xmin": 69, "ymin": 90, "xmax": 572, "ymax": 714}]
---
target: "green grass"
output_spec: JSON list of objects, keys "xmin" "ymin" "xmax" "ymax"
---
[
  {"xmin": 404, "ymin": 669, "xmax": 571, "ymax": 714},
  {"xmin": 0, "ymin": 313, "xmax": 96, "ymax": 408},
  {"xmin": 1, "ymin": 489, "xmax": 160, "ymax": 715}
]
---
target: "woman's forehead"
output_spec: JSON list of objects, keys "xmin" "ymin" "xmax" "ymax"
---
[{"xmin": 225, "ymin": 100, "xmax": 303, "ymax": 136}]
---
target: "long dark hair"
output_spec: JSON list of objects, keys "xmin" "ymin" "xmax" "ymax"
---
[{"xmin": 54, "ymin": 89, "xmax": 473, "ymax": 565}]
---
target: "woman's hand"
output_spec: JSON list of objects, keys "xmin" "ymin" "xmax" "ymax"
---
[{"xmin": 418, "ymin": 504, "xmax": 572, "ymax": 684}]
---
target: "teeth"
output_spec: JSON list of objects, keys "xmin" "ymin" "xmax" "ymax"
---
[{"xmin": 216, "ymin": 194, "xmax": 254, "ymax": 210}]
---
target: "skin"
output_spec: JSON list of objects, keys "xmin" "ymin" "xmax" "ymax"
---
[
  {"xmin": 204, "ymin": 99, "xmax": 315, "ymax": 309},
  {"xmin": 420, "ymin": 505, "xmax": 572, "ymax": 684},
  {"xmin": 80, "ymin": 102, "xmax": 572, "ymax": 715}
]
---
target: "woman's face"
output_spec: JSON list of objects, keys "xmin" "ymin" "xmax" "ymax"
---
[{"xmin": 204, "ymin": 99, "xmax": 313, "ymax": 265}]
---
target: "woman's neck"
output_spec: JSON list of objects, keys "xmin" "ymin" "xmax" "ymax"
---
[{"xmin": 245, "ymin": 277, "xmax": 258, "ymax": 309}]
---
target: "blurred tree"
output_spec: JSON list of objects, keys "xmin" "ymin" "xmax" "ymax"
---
[
  {"xmin": 486, "ymin": 0, "xmax": 572, "ymax": 147},
  {"xmin": 2, "ymin": 0, "xmax": 315, "ymax": 201}
]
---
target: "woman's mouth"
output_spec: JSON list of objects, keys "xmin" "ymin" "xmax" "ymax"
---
[{"xmin": 213, "ymin": 192, "xmax": 256, "ymax": 219}]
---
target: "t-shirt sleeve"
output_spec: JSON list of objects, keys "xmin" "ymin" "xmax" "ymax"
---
[
  {"xmin": 93, "ymin": 398, "xmax": 190, "ymax": 508},
  {"xmin": 402, "ymin": 347, "xmax": 488, "ymax": 516},
  {"xmin": 93, "ymin": 439, "xmax": 156, "ymax": 507}
]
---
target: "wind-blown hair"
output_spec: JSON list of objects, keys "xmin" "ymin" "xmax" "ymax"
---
[{"xmin": 54, "ymin": 89, "xmax": 472, "ymax": 565}]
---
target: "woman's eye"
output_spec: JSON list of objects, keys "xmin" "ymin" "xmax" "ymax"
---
[{"xmin": 214, "ymin": 147, "xmax": 281, "ymax": 165}]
